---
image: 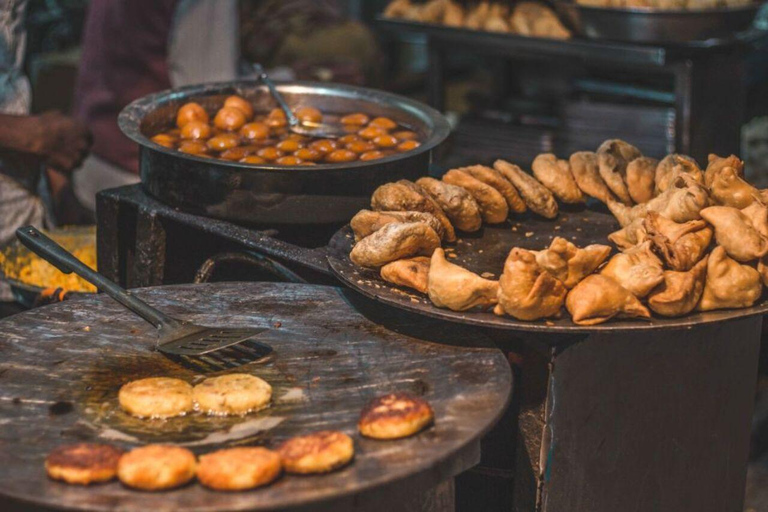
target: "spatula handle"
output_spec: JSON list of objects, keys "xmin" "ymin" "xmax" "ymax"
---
[
  {"xmin": 16, "ymin": 226, "xmax": 181, "ymax": 330},
  {"xmin": 253, "ymin": 63, "xmax": 300, "ymax": 128}
]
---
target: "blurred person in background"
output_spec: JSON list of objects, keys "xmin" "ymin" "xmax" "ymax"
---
[{"xmin": 0, "ymin": 0, "xmax": 91, "ymax": 250}]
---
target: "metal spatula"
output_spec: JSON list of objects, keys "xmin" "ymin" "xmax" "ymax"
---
[{"xmin": 16, "ymin": 226, "xmax": 272, "ymax": 371}]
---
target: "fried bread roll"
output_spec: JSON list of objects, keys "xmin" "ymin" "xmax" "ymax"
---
[
  {"xmin": 371, "ymin": 180, "xmax": 456, "ymax": 241},
  {"xmin": 278, "ymin": 431, "xmax": 354, "ymax": 474},
  {"xmin": 697, "ymin": 246, "xmax": 762, "ymax": 311},
  {"xmin": 118, "ymin": 377, "xmax": 193, "ymax": 419},
  {"xmin": 117, "ymin": 445, "xmax": 196, "ymax": 491},
  {"xmin": 493, "ymin": 159, "xmax": 558, "ymax": 218},
  {"xmin": 533, "ymin": 237, "xmax": 612, "ymax": 289},
  {"xmin": 442, "ymin": 169, "xmax": 509, "ymax": 224},
  {"xmin": 46, "ymin": 444, "xmax": 124, "ymax": 485},
  {"xmin": 569, "ymin": 151, "xmax": 615, "ymax": 204},
  {"xmin": 531, "ymin": 153, "xmax": 584, "ymax": 204},
  {"xmin": 350, "ymin": 221, "xmax": 441, "ymax": 268},
  {"xmin": 416, "ymin": 177, "xmax": 483, "ymax": 232},
  {"xmin": 197, "ymin": 447, "xmax": 281, "ymax": 491},
  {"xmin": 600, "ymin": 241, "xmax": 664, "ymax": 298},
  {"xmin": 494, "ymin": 248, "xmax": 567, "ymax": 320},
  {"xmin": 193, "ymin": 374, "xmax": 272, "ymax": 416},
  {"xmin": 655, "ymin": 154, "xmax": 703, "ymax": 196},
  {"xmin": 647, "ymin": 257, "xmax": 708, "ymax": 317},
  {"xmin": 380, "ymin": 256, "xmax": 431, "ymax": 293},
  {"xmin": 565, "ymin": 274, "xmax": 651, "ymax": 326},
  {"xmin": 700, "ymin": 206, "xmax": 768, "ymax": 262},
  {"xmin": 457, "ymin": 164, "xmax": 527, "ymax": 213},
  {"xmin": 350, "ymin": 209, "xmax": 445, "ymax": 241},
  {"xmin": 626, "ymin": 156, "xmax": 658, "ymax": 204},
  {"xmin": 358, "ymin": 392, "xmax": 434, "ymax": 439},
  {"xmin": 428, "ymin": 248, "xmax": 499, "ymax": 311},
  {"xmin": 597, "ymin": 139, "xmax": 642, "ymax": 205}
]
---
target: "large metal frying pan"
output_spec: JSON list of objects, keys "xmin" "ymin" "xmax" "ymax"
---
[
  {"xmin": 118, "ymin": 81, "xmax": 451, "ymax": 225},
  {"xmin": 326, "ymin": 206, "xmax": 768, "ymax": 334}
]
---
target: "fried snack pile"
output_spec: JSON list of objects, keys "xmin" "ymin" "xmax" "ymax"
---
[
  {"xmin": 349, "ymin": 142, "xmax": 768, "ymax": 325},
  {"xmin": 576, "ymin": 0, "xmax": 753, "ymax": 10},
  {"xmin": 0, "ymin": 233, "xmax": 97, "ymax": 293},
  {"xmin": 384, "ymin": 0, "xmax": 571, "ymax": 40}
]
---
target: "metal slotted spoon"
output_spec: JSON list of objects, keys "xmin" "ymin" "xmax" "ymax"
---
[
  {"xmin": 16, "ymin": 226, "xmax": 273, "ymax": 371},
  {"xmin": 253, "ymin": 63, "xmax": 348, "ymax": 139}
]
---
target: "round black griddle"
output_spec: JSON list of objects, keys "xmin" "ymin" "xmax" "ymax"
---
[
  {"xmin": 118, "ymin": 81, "xmax": 451, "ymax": 225},
  {"xmin": 0, "ymin": 282, "xmax": 510, "ymax": 511},
  {"xmin": 327, "ymin": 206, "xmax": 768, "ymax": 334}
]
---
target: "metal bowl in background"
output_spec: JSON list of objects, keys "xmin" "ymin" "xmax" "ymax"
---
[
  {"xmin": 554, "ymin": 2, "xmax": 762, "ymax": 44},
  {"xmin": 119, "ymin": 81, "xmax": 451, "ymax": 225}
]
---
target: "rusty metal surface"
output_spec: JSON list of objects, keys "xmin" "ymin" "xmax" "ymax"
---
[
  {"xmin": 0, "ymin": 282, "xmax": 511, "ymax": 512},
  {"xmin": 326, "ymin": 205, "xmax": 768, "ymax": 335}
]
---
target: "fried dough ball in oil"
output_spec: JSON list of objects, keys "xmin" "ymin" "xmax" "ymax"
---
[
  {"xmin": 359, "ymin": 126, "xmax": 385, "ymax": 140},
  {"xmin": 220, "ymin": 147, "xmax": 251, "ymax": 161},
  {"xmin": 295, "ymin": 106, "xmax": 322, "ymax": 123},
  {"xmin": 178, "ymin": 140, "xmax": 208, "ymax": 155},
  {"xmin": 176, "ymin": 102, "xmax": 208, "ymax": 128},
  {"xmin": 151, "ymin": 134, "xmax": 176, "ymax": 148},
  {"xmin": 276, "ymin": 139, "xmax": 302, "ymax": 153},
  {"xmin": 240, "ymin": 122, "xmax": 270, "ymax": 140},
  {"xmin": 241, "ymin": 155, "xmax": 266, "ymax": 164},
  {"xmin": 398, "ymin": 140, "xmax": 421, "ymax": 152},
  {"xmin": 346, "ymin": 140, "xmax": 375, "ymax": 154},
  {"xmin": 180, "ymin": 120, "xmax": 211, "ymax": 140},
  {"xmin": 257, "ymin": 147, "xmax": 283, "ymax": 161},
  {"xmin": 339, "ymin": 134, "xmax": 362, "ymax": 146},
  {"xmin": 360, "ymin": 150, "xmax": 386, "ymax": 161},
  {"xmin": 374, "ymin": 134, "xmax": 398, "ymax": 148},
  {"xmin": 326, "ymin": 149, "xmax": 357, "ymax": 163},
  {"xmin": 276, "ymin": 156, "xmax": 304, "ymax": 166},
  {"xmin": 310, "ymin": 139, "xmax": 338, "ymax": 154},
  {"xmin": 214, "ymin": 107, "xmax": 247, "ymax": 131},
  {"xmin": 266, "ymin": 108, "xmax": 287, "ymax": 128},
  {"xmin": 207, "ymin": 133, "xmax": 240, "ymax": 152},
  {"xmin": 341, "ymin": 113, "xmax": 370, "ymax": 125},
  {"xmin": 223, "ymin": 95, "xmax": 254, "ymax": 120},
  {"xmin": 295, "ymin": 148, "xmax": 322, "ymax": 162},
  {"xmin": 394, "ymin": 130, "xmax": 418, "ymax": 141},
  {"xmin": 369, "ymin": 117, "xmax": 398, "ymax": 131}
]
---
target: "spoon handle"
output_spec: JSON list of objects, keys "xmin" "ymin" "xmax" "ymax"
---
[{"xmin": 253, "ymin": 63, "xmax": 299, "ymax": 128}]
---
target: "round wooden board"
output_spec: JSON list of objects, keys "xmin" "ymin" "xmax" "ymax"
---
[
  {"xmin": 327, "ymin": 207, "xmax": 768, "ymax": 335},
  {"xmin": 0, "ymin": 283, "xmax": 511, "ymax": 511}
]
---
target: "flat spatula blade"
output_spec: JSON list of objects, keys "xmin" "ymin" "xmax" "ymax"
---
[{"xmin": 158, "ymin": 327, "xmax": 269, "ymax": 356}]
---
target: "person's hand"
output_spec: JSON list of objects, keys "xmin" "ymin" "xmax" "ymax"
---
[{"xmin": 22, "ymin": 112, "xmax": 92, "ymax": 173}]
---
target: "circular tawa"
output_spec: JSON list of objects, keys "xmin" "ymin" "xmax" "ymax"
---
[
  {"xmin": 327, "ymin": 207, "xmax": 768, "ymax": 334},
  {"xmin": 0, "ymin": 283, "xmax": 510, "ymax": 511}
]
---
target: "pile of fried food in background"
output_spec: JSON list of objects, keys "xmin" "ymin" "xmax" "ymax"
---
[
  {"xmin": 349, "ymin": 139, "xmax": 768, "ymax": 325},
  {"xmin": 384, "ymin": 0, "xmax": 571, "ymax": 40},
  {"xmin": 576, "ymin": 0, "xmax": 753, "ymax": 10}
]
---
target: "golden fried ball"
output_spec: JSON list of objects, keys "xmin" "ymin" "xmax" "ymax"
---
[
  {"xmin": 276, "ymin": 156, "xmax": 304, "ymax": 166},
  {"xmin": 346, "ymin": 140, "xmax": 375, "ymax": 154},
  {"xmin": 398, "ymin": 140, "xmax": 421, "ymax": 152},
  {"xmin": 178, "ymin": 140, "xmax": 209, "ymax": 155},
  {"xmin": 373, "ymin": 134, "xmax": 398, "ymax": 148},
  {"xmin": 176, "ymin": 102, "xmax": 209, "ymax": 128},
  {"xmin": 207, "ymin": 133, "xmax": 241, "ymax": 152},
  {"xmin": 340, "ymin": 113, "xmax": 370, "ymax": 126},
  {"xmin": 266, "ymin": 108, "xmax": 287, "ymax": 128},
  {"xmin": 309, "ymin": 139, "xmax": 338, "ymax": 154},
  {"xmin": 358, "ymin": 126, "xmax": 385, "ymax": 140},
  {"xmin": 240, "ymin": 155, "xmax": 266, "ymax": 164},
  {"xmin": 325, "ymin": 149, "xmax": 358, "ymax": 163},
  {"xmin": 393, "ymin": 130, "xmax": 418, "ymax": 141},
  {"xmin": 294, "ymin": 148, "xmax": 323, "ymax": 162},
  {"xmin": 180, "ymin": 120, "xmax": 212, "ymax": 140},
  {"xmin": 223, "ymin": 95, "xmax": 254, "ymax": 120},
  {"xmin": 240, "ymin": 122, "xmax": 270, "ymax": 140},
  {"xmin": 151, "ymin": 133, "xmax": 176, "ymax": 148},
  {"xmin": 214, "ymin": 107, "xmax": 247, "ymax": 131},
  {"xmin": 295, "ymin": 106, "xmax": 322, "ymax": 123},
  {"xmin": 220, "ymin": 147, "xmax": 252, "ymax": 161},
  {"xmin": 360, "ymin": 150, "xmax": 385, "ymax": 161},
  {"xmin": 276, "ymin": 139, "xmax": 302, "ymax": 153},
  {"xmin": 369, "ymin": 117, "xmax": 398, "ymax": 131},
  {"xmin": 257, "ymin": 147, "xmax": 284, "ymax": 161}
]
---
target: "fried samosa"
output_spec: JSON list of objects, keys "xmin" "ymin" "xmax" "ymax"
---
[
  {"xmin": 493, "ymin": 159, "xmax": 558, "ymax": 219},
  {"xmin": 464, "ymin": 1, "xmax": 490, "ymax": 29},
  {"xmin": 569, "ymin": 151, "xmax": 615, "ymax": 204},
  {"xmin": 458, "ymin": 165, "xmax": 526, "ymax": 213},
  {"xmin": 350, "ymin": 222, "xmax": 441, "ymax": 268},
  {"xmin": 600, "ymin": 241, "xmax": 664, "ymax": 298},
  {"xmin": 531, "ymin": 153, "xmax": 584, "ymax": 204},
  {"xmin": 443, "ymin": 0, "xmax": 465, "ymax": 26},
  {"xmin": 697, "ymin": 246, "xmax": 762, "ymax": 311},
  {"xmin": 742, "ymin": 200, "xmax": 768, "ymax": 238},
  {"xmin": 607, "ymin": 174, "xmax": 709, "ymax": 227},
  {"xmin": 483, "ymin": 3, "xmax": 510, "ymax": 32},
  {"xmin": 597, "ymin": 139, "xmax": 642, "ymax": 205},
  {"xmin": 371, "ymin": 180, "xmax": 456, "ymax": 242},
  {"xmin": 428, "ymin": 248, "xmax": 499, "ymax": 311},
  {"xmin": 708, "ymin": 165, "xmax": 759, "ymax": 209},
  {"xmin": 494, "ymin": 248, "xmax": 567, "ymax": 320},
  {"xmin": 654, "ymin": 154, "xmax": 703, "ymax": 196},
  {"xmin": 442, "ymin": 169, "xmax": 509, "ymax": 224},
  {"xmin": 626, "ymin": 156, "xmax": 658, "ymax": 204},
  {"xmin": 533, "ymin": 236, "xmax": 612, "ymax": 289},
  {"xmin": 416, "ymin": 177, "xmax": 483, "ymax": 232},
  {"xmin": 704, "ymin": 153, "xmax": 744, "ymax": 188},
  {"xmin": 644, "ymin": 211, "xmax": 712, "ymax": 271},
  {"xmin": 608, "ymin": 218, "xmax": 648, "ymax": 251},
  {"xmin": 565, "ymin": 274, "xmax": 651, "ymax": 326},
  {"xmin": 647, "ymin": 256, "xmax": 708, "ymax": 317},
  {"xmin": 350, "ymin": 209, "xmax": 445, "ymax": 241},
  {"xmin": 380, "ymin": 256, "xmax": 431, "ymax": 294},
  {"xmin": 699, "ymin": 206, "xmax": 768, "ymax": 262}
]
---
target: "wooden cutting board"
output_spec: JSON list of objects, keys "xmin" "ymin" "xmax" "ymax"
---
[{"xmin": 0, "ymin": 282, "xmax": 511, "ymax": 511}]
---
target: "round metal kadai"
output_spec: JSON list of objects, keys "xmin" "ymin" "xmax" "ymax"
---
[
  {"xmin": 327, "ymin": 206, "xmax": 768, "ymax": 334},
  {"xmin": 118, "ymin": 81, "xmax": 451, "ymax": 225},
  {"xmin": 0, "ymin": 282, "xmax": 510, "ymax": 512}
]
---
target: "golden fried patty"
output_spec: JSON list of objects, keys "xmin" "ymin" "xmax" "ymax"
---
[
  {"xmin": 358, "ymin": 392, "xmax": 434, "ymax": 440},
  {"xmin": 197, "ymin": 447, "xmax": 282, "ymax": 491},
  {"xmin": 45, "ymin": 443, "xmax": 124, "ymax": 485},
  {"xmin": 118, "ymin": 377, "xmax": 193, "ymax": 419},
  {"xmin": 193, "ymin": 373, "xmax": 272, "ymax": 416},
  {"xmin": 278, "ymin": 431, "xmax": 354, "ymax": 474},
  {"xmin": 117, "ymin": 445, "xmax": 196, "ymax": 491}
]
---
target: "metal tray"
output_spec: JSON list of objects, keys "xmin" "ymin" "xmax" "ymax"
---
[
  {"xmin": 554, "ymin": 2, "xmax": 763, "ymax": 44},
  {"xmin": 118, "ymin": 81, "xmax": 451, "ymax": 225},
  {"xmin": 326, "ymin": 206, "xmax": 768, "ymax": 334}
]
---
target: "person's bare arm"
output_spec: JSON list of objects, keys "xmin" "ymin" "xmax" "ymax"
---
[{"xmin": 0, "ymin": 111, "xmax": 92, "ymax": 174}]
